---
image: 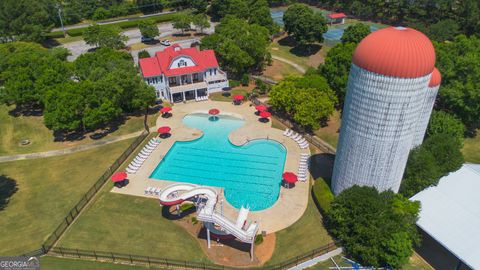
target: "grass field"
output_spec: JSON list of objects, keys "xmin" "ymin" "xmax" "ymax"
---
[
  {"xmin": 462, "ymin": 130, "xmax": 480, "ymax": 163},
  {"xmin": 314, "ymin": 110, "xmax": 340, "ymax": 148},
  {"xmin": 266, "ymin": 193, "xmax": 333, "ymax": 265},
  {"xmin": 0, "ymin": 104, "xmax": 157, "ymax": 156},
  {"xmin": 263, "ymin": 59, "xmax": 302, "ymax": 81},
  {"xmin": 40, "ymin": 256, "xmax": 161, "ymax": 270},
  {"xmin": 268, "ymin": 36, "xmax": 328, "ymax": 70},
  {"xmin": 0, "ymin": 138, "xmax": 135, "ymax": 255},
  {"xmin": 209, "ymin": 88, "xmax": 252, "ymax": 102}
]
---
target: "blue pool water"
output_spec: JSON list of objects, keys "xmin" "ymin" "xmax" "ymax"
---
[{"xmin": 150, "ymin": 113, "xmax": 287, "ymax": 211}]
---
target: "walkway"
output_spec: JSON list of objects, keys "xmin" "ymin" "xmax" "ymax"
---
[
  {"xmin": 271, "ymin": 55, "xmax": 307, "ymax": 74},
  {"xmin": 288, "ymin": 247, "xmax": 343, "ymax": 270},
  {"xmin": 0, "ymin": 131, "xmax": 143, "ymax": 163}
]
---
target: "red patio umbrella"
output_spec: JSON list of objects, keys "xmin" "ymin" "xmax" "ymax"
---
[
  {"xmin": 259, "ymin": 111, "xmax": 271, "ymax": 118},
  {"xmin": 255, "ymin": 105, "xmax": 267, "ymax": 112},
  {"xmin": 208, "ymin": 108, "xmax": 220, "ymax": 115},
  {"xmin": 233, "ymin": 95, "xmax": 244, "ymax": 101},
  {"xmin": 111, "ymin": 172, "xmax": 127, "ymax": 182},
  {"xmin": 157, "ymin": 126, "xmax": 171, "ymax": 134},
  {"xmin": 160, "ymin": 107, "xmax": 172, "ymax": 114},
  {"xmin": 282, "ymin": 172, "xmax": 298, "ymax": 184}
]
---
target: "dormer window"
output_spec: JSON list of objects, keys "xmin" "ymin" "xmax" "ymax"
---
[{"xmin": 178, "ymin": 59, "xmax": 187, "ymax": 67}]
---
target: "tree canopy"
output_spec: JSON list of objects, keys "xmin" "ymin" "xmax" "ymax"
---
[
  {"xmin": 139, "ymin": 20, "xmax": 160, "ymax": 39},
  {"xmin": 326, "ymin": 186, "xmax": 420, "ymax": 268},
  {"xmin": 201, "ymin": 16, "xmax": 270, "ymax": 75},
  {"xmin": 83, "ymin": 24, "xmax": 128, "ymax": 49},
  {"xmin": 319, "ymin": 42, "xmax": 356, "ymax": 107},
  {"xmin": 427, "ymin": 110, "xmax": 465, "ymax": 144},
  {"xmin": 172, "ymin": 13, "xmax": 192, "ymax": 34},
  {"xmin": 341, "ymin": 23, "xmax": 370, "ymax": 44},
  {"xmin": 435, "ymin": 35, "xmax": 480, "ymax": 132},
  {"xmin": 269, "ymin": 74, "xmax": 337, "ymax": 130},
  {"xmin": 192, "ymin": 13, "xmax": 210, "ymax": 33},
  {"xmin": 283, "ymin": 3, "xmax": 328, "ymax": 45}
]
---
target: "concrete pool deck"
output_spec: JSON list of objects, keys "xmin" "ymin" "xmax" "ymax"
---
[{"xmin": 111, "ymin": 100, "xmax": 310, "ymax": 233}]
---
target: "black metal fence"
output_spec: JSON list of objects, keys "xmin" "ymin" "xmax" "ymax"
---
[
  {"xmin": 21, "ymin": 131, "xmax": 149, "ymax": 257},
  {"xmin": 47, "ymin": 242, "xmax": 337, "ymax": 270}
]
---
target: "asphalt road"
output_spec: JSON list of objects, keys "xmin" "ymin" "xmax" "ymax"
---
[{"xmin": 62, "ymin": 21, "xmax": 215, "ymax": 61}]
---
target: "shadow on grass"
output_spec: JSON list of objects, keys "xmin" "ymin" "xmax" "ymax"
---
[
  {"xmin": 0, "ymin": 175, "xmax": 18, "ymax": 211},
  {"xmin": 309, "ymin": 153, "xmax": 335, "ymax": 186},
  {"xmin": 8, "ymin": 104, "xmax": 43, "ymax": 117},
  {"xmin": 197, "ymin": 226, "xmax": 251, "ymax": 253},
  {"xmin": 161, "ymin": 204, "xmax": 197, "ymax": 221},
  {"xmin": 277, "ymin": 35, "xmax": 322, "ymax": 57}
]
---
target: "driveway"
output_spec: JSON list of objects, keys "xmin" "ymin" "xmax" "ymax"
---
[{"xmin": 62, "ymin": 22, "xmax": 216, "ymax": 61}]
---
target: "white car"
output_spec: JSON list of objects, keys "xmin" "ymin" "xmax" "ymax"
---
[{"xmin": 160, "ymin": 40, "xmax": 171, "ymax": 46}]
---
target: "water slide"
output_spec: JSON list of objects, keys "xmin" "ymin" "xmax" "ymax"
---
[{"xmin": 158, "ymin": 183, "xmax": 259, "ymax": 244}]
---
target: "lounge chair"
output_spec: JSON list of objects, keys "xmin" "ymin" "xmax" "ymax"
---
[
  {"xmin": 291, "ymin": 133, "xmax": 300, "ymax": 140},
  {"xmin": 126, "ymin": 167, "xmax": 137, "ymax": 174},
  {"xmin": 134, "ymin": 157, "xmax": 145, "ymax": 164},
  {"xmin": 154, "ymin": 187, "xmax": 161, "ymax": 195},
  {"xmin": 300, "ymin": 144, "xmax": 309, "ymax": 149},
  {"xmin": 297, "ymin": 139, "xmax": 306, "ymax": 145},
  {"xmin": 301, "ymin": 153, "xmax": 310, "ymax": 157},
  {"xmin": 144, "ymin": 144, "xmax": 155, "ymax": 151},
  {"xmin": 295, "ymin": 136, "xmax": 304, "ymax": 143},
  {"xmin": 147, "ymin": 142, "xmax": 159, "ymax": 148},
  {"xmin": 144, "ymin": 187, "xmax": 152, "ymax": 194},
  {"xmin": 138, "ymin": 152, "xmax": 149, "ymax": 159},
  {"xmin": 131, "ymin": 161, "xmax": 143, "ymax": 167},
  {"xmin": 283, "ymin": 129, "xmax": 290, "ymax": 136},
  {"xmin": 140, "ymin": 148, "xmax": 153, "ymax": 154}
]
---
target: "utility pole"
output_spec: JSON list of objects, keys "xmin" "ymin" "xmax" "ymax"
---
[{"xmin": 56, "ymin": 4, "xmax": 66, "ymax": 37}]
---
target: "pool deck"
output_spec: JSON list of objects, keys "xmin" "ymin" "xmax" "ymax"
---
[{"xmin": 111, "ymin": 100, "xmax": 310, "ymax": 234}]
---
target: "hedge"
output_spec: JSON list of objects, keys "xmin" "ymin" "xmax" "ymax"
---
[{"xmin": 312, "ymin": 177, "xmax": 334, "ymax": 213}]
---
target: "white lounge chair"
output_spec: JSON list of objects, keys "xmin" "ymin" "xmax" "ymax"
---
[
  {"xmin": 138, "ymin": 152, "xmax": 149, "ymax": 159},
  {"xmin": 283, "ymin": 129, "xmax": 290, "ymax": 136},
  {"xmin": 144, "ymin": 144, "xmax": 155, "ymax": 151},
  {"xmin": 126, "ymin": 167, "xmax": 137, "ymax": 174},
  {"xmin": 130, "ymin": 161, "xmax": 143, "ymax": 167},
  {"xmin": 140, "ymin": 148, "xmax": 153, "ymax": 155},
  {"xmin": 144, "ymin": 187, "xmax": 152, "ymax": 194},
  {"xmin": 147, "ymin": 142, "xmax": 159, "ymax": 148},
  {"xmin": 128, "ymin": 164, "xmax": 140, "ymax": 171},
  {"xmin": 291, "ymin": 133, "xmax": 301, "ymax": 140},
  {"xmin": 154, "ymin": 187, "xmax": 161, "ymax": 195},
  {"xmin": 134, "ymin": 157, "xmax": 146, "ymax": 164},
  {"xmin": 295, "ymin": 136, "xmax": 304, "ymax": 143},
  {"xmin": 301, "ymin": 153, "xmax": 310, "ymax": 157},
  {"xmin": 300, "ymin": 144, "xmax": 309, "ymax": 149}
]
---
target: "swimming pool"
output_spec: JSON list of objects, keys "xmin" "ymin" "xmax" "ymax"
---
[{"xmin": 150, "ymin": 113, "xmax": 287, "ymax": 211}]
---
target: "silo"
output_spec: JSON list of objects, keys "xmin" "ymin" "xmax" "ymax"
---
[
  {"xmin": 411, "ymin": 68, "xmax": 442, "ymax": 148},
  {"xmin": 332, "ymin": 27, "xmax": 436, "ymax": 195}
]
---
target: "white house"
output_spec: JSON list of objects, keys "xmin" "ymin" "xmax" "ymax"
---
[{"xmin": 139, "ymin": 45, "xmax": 229, "ymax": 103}]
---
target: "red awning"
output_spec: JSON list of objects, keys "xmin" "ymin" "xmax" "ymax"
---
[
  {"xmin": 160, "ymin": 107, "xmax": 172, "ymax": 113},
  {"xmin": 282, "ymin": 172, "xmax": 298, "ymax": 184},
  {"xmin": 260, "ymin": 111, "xmax": 271, "ymax": 118},
  {"xmin": 111, "ymin": 172, "xmax": 127, "ymax": 182},
  {"xmin": 233, "ymin": 95, "xmax": 244, "ymax": 101},
  {"xmin": 209, "ymin": 108, "xmax": 220, "ymax": 115},
  {"xmin": 255, "ymin": 105, "xmax": 267, "ymax": 112},
  {"xmin": 157, "ymin": 126, "xmax": 171, "ymax": 134}
]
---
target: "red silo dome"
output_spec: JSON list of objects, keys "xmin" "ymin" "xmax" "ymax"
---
[
  {"xmin": 428, "ymin": 67, "xmax": 441, "ymax": 87},
  {"xmin": 352, "ymin": 27, "xmax": 436, "ymax": 78}
]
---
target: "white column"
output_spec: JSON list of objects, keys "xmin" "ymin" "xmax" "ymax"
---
[
  {"xmin": 182, "ymin": 92, "xmax": 185, "ymax": 101},
  {"xmin": 206, "ymin": 227, "xmax": 211, "ymax": 249},
  {"xmin": 190, "ymin": 73, "xmax": 193, "ymax": 84}
]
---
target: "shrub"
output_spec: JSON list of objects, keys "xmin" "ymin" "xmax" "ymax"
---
[
  {"xmin": 312, "ymin": 177, "xmax": 334, "ymax": 213},
  {"xmin": 138, "ymin": 50, "xmax": 151, "ymax": 59},
  {"xmin": 229, "ymin": 80, "xmax": 241, "ymax": 88},
  {"xmin": 254, "ymin": 234, "xmax": 263, "ymax": 245},
  {"xmin": 241, "ymin": 74, "xmax": 250, "ymax": 86},
  {"xmin": 180, "ymin": 203, "xmax": 194, "ymax": 212},
  {"xmin": 191, "ymin": 216, "xmax": 198, "ymax": 225},
  {"xmin": 45, "ymin": 31, "xmax": 65, "ymax": 38}
]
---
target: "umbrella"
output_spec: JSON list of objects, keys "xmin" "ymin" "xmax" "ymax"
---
[
  {"xmin": 208, "ymin": 108, "xmax": 220, "ymax": 115},
  {"xmin": 282, "ymin": 172, "xmax": 298, "ymax": 184},
  {"xmin": 111, "ymin": 172, "xmax": 127, "ymax": 182},
  {"xmin": 157, "ymin": 126, "xmax": 171, "ymax": 134},
  {"xmin": 255, "ymin": 105, "xmax": 267, "ymax": 112},
  {"xmin": 259, "ymin": 111, "xmax": 271, "ymax": 118},
  {"xmin": 160, "ymin": 107, "xmax": 172, "ymax": 113},
  {"xmin": 233, "ymin": 95, "xmax": 244, "ymax": 101}
]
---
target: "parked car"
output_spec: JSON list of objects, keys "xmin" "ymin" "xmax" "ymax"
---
[
  {"xmin": 141, "ymin": 36, "xmax": 154, "ymax": 43},
  {"xmin": 160, "ymin": 40, "xmax": 171, "ymax": 46}
]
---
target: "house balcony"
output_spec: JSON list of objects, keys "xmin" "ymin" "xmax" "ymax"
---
[{"xmin": 169, "ymin": 81, "xmax": 208, "ymax": 94}]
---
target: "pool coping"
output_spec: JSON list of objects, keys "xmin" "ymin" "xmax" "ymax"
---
[{"xmin": 111, "ymin": 100, "xmax": 311, "ymax": 234}]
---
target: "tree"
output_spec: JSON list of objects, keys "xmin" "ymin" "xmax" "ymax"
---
[
  {"xmin": 172, "ymin": 13, "xmax": 192, "ymax": 35},
  {"xmin": 201, "ymin": 16, "xmax": 270, "ymax": 75},
  {"xmin": 435, "ymin": 35, "xmax": 480, "ymax": 132},
  {"xmin": 0, "ymin": 0, "xmax": 56, "ymax": 42},
  {"xmin": 269, "ymin": 75, "xmax": 337, "ymax": 130},
  {"xmin": 248, "ymin": 0, "xmax": 280, "ymax": 34},
  {"xmin": 191, "ymin": 0, "xmax": 208, "ymax": 13},
  {"xmin": 136, "ymin": 0, "xmax": 165, "ymax": 14},
  {"xmin": 319, "ymin": 42, "xmax": 356, "ymax": 107},
  {"xmin": 192, "ymin": 14, "xmax": 210, "ymax": 34},
  {"xmin": 139, "ymin": 20, "xmax": 159, "ymax": 39},
  {"xmin": 400, "ymin": 147, "xmax": 442, "ymax": 197},
  {"xmin": 341, "ymin": 23, "xmax": 370, "ymax": 44},
  {"xmin": 209, "ymin": 0, "xmax": 249, "ymax": 21},
  {"xmin": 283, "ymin": 3, "xmax": 328, "ymax": 46},
  {"xmin": 426, "ymin": 19, "xmax": 459, "ymax": 42},
  {"xmin": 423, "ymin": 133, "xmax": 464, "ymax": 176},
  {"xmin": 427, "ymin": 110, "xmax": 465, "ymax": 144},
  {"xmin": 326, "ymin": 186, "xmax": 420, "ymax": 268},
  {"xmin": 83, "ymin": 24, "xmax": 127, "ymax": 49}
]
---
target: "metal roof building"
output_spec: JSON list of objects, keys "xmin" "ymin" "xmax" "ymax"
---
[{"xmin": 411, "ymin": 164, "xmax": 480, "ymax": 270}]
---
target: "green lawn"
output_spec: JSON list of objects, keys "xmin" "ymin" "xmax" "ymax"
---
[
  {"xmin": 40, "ymin": 256, "xmax": 162, "ymax": 270},
  {"xmin": 0, "ymin": 104, "xmax": 157, "ymax": 156},
  {"xmin": 462, "ymin": 130, "xmax": 480, "ymax": 163},
  {"xmin": 209, "ymin": 88, "xmax": 252, "ymax": 102},
  {"xmin": 314, "ymin": 110, "xmax": 340, "ymax": 148},
  {"xmin": 266, "ymin": 193, "xmax": 333, "ymax": 265},
  {"xmin": 0, "ymin": 138, "xmax": 136, "ymax": 255}
]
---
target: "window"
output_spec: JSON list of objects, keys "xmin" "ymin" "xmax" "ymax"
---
[
  {"xmin": 193, "ymin": 73, "xmax": 198, "ymax": 81},
  {"xmin": 178, "ymin": 60, "xmax": 187, "ymax": 67}
]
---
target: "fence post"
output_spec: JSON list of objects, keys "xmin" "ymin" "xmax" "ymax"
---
[
  {"xmin": 111, "ymin": 252, "xmax": 115, "ymax": 262},
  {"xmin": 130, "ymin": 254, "xmax": 133, "ymax": 264},
  {"xmin": 147, "ymin": 256, "xmax": 150, "ymax": 267},
  {"xmin": 60, "ymin": 247, "xmax": 64, "ymax": 257},
  {"xmin": 76, "ymin": 249, "xmax": 80, "ymax": 258}
]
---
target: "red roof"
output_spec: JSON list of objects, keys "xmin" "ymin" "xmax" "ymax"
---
[
  {"xmin": 328, "ymin": 13, "xmax": 346, "ymax": 19},
  {"xmin": 429, "ymin": 67, "xmax": 441, "ymax": 87},
  {"xmin": 139, "ymin": 45, "xmax": 219, "ymax": 77},
  {"xmin": 352, "ymin": 27, "xmax": 436, "ymax": 78}
]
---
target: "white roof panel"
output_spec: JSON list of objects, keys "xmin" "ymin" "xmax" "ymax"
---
[{"xmin": 410, "ymin": 164, "xmax": 480, "ymax": 270}]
